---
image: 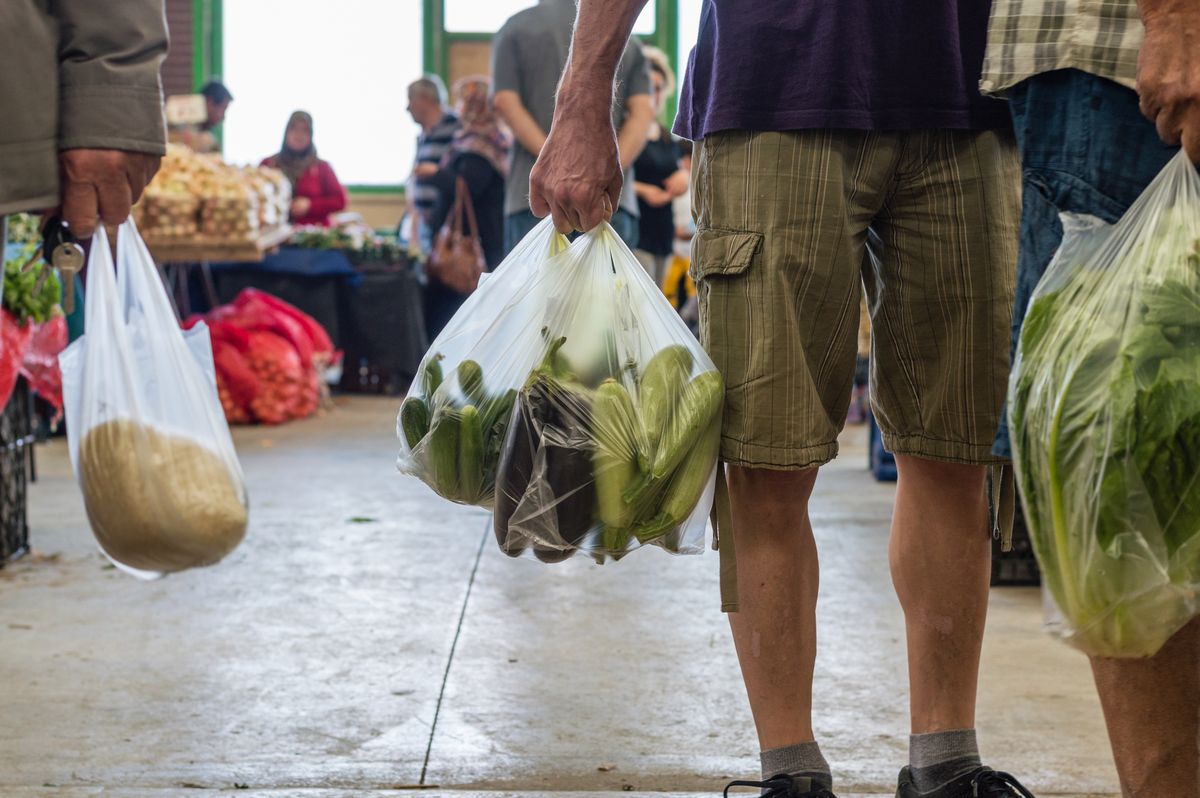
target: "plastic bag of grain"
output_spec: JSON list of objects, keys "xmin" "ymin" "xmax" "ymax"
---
[{"xmin": 60, "ymin": 221, "xmax": 248, "ymax": 577}]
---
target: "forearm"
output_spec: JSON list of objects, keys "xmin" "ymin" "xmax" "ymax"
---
[
  {"xmin": 51, "ymin": 0, "xmax": 168, "ymax": 153},
  {"xmin": 1137, "ymin": 0, "xmax": 1195, "ymax": 23},
  {"xmin": 556, "ymin": 0, "xmax": 649, "ymax": 122}
]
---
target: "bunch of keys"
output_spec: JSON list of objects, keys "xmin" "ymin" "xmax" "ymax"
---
[{"xmin": 21, "ymin": 215, "xmax": 85, "ymax": 313}]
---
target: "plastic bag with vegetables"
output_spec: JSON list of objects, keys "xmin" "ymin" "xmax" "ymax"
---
[
  {"xmin": 398, "ymin": 219, "xmax": 723, "ymax": 563},
  {"xmin": 1009, "ymin": 151, "xmax": 1200, "ymax": 658},
  {"xmin": 60, "ymin": 221, "xmax": 248, "ymax": 577}
]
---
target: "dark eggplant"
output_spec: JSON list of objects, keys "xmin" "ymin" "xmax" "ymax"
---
[{"xmin": 493, "ymin": 398, "xmax": 535, "ymax": 557}]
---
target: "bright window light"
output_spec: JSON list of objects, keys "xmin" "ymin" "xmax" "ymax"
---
[
  {"xmin": 677, "ymin": 0, "xmax": 703, "ymax": 102},
  {"xmin": 223, "ymin": 1, "xmax": 423, "ymax": 186},
  {"xmin": 444, "ymin": 0, "xmax": 656, "ymax": 34}
]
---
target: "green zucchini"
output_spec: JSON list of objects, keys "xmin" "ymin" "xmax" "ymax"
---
[
  {"xmin": 458, "ymin": 404, "xmax": 484, "ymax": 502},
  {"xmin": 400, "ymin": 396, "xmax": 430, "ymax": 449},
  {"xmin": 651, "ymin": 370, "xmax": 724, "ymax": 479},
  {"xmin": 592, "ymin": 380, "xmax": 639, "ymax": 529},
  {"xmin": 637, "ymin": 345, "xmax": 694, "ymax": 471},
  {"xmin": 633, "ymin": 415, "xmax": 721, "ymax": 543}
]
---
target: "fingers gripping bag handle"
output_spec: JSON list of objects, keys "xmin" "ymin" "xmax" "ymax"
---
[
  {"xmin": 481, "ymin": 221, "xmax": 722, "ymax": 564},
  {"xmin": 62, "ymin": 220, "xmax": 248, "ymax": 579},
  {"xmin": 1008, "ymin": 151, "xmax": 1200, "ymax": 658},
  {"xmin": 397, "ymin": 217, "xmax": 569, "ymax": 505}
]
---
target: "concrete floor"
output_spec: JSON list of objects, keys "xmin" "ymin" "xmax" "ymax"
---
[{"xmin": 0, "ymin": 397, "xmax": 1119, "ymax": 797}]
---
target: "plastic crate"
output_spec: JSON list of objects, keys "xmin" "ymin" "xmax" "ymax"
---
[
  {"xmin": 867, "ymin": 411, "xmax": 897, "ymax": 482},
  {"xmin": 0, "ymin": 378, "xmax": 34, "ymax": 564}
]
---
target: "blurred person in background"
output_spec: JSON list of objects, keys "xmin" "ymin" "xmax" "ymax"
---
[
  {"xmin": 262, "ymin": 111, "xmax": 347, "ymax": 228},
  {"xmin": 633, "ymin": 46, "xmax": 688, "ymax": 285},
  {"xmin": 423, "ymin": 77, "xmax": 512, "ymax": 338},
  {"xmin": 171, "ymin": 80, "xmax": 232, "ymax": 154},
  {"xmin": 491, "ymin": 0, "xmax": 655, "ymax": 253},
  {"xmin": 0, "ymin": 0, "xmax": 165, "ymax": 241},
  {"xmin": 406, "ymin": 75, "xmax": 460, "ymax": 250}
]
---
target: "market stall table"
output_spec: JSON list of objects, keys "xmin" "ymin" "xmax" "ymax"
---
[
  {"xmin": 206, "ymin": 247, "xmax": 428, "ymax": 390},
  {"xmin": 144, "ymin": 224, "xmax": 293, "ymax": 316}
]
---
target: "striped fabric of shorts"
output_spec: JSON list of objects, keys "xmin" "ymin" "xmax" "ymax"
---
[{"xmin": 690, "ymin": 128, "xmax": 1020, "ymax": 470}]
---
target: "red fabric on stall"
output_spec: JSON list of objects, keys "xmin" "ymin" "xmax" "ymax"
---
[{"xmin": 0, "ymin": 311, "xmax": 32, "ymax": 410}]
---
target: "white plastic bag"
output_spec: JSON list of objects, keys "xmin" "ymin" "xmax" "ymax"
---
[
  {"xmin": 1009, "ymin": 152, "xmax": 1200, "ymax": 657},
  {"xmin": 60, "ymin": 221, "xmax": 248, "ymax": 577},
  {"xmin": 398, "ymin": 219, "xmax": 722, "ymax": 562}
]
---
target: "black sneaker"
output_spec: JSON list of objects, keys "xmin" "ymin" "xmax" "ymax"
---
[
  {"xmin": 725, "ymin": 773, "xmax": 837, "ymax": 797},
  {"xmin": 896, "ymin": 765, "xmax": 1036, "ymax": 797}
]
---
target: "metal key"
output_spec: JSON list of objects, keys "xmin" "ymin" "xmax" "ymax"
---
[{"xmin": 43, "ymin": 217, "xmax": 84, "ymax": 313}]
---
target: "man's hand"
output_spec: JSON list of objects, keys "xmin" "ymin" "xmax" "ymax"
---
[
  {"xmin": 59, "ymin": 149, "xmax": 161, "ymax": 238},
  {"xmin": 414, "ymin": 162, "xmax": 439, "ymax": 180},
  {"xmin": 529, "ymin": 90, "xmax": 621, "ymax": 233},
  {"xmin": 1137, "ymin": 5, "xmax": 1200, "ymax": 161}
]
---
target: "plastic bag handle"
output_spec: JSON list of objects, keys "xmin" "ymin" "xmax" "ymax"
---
[{"xmin": 114, "ymin": 218, "xmax": 182, "ymax": 331}]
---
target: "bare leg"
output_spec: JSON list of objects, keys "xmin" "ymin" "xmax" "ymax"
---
[
  {"xmin": 890, "ymin": 455, "xmax": 991, "ymax": 733},
  {"xmin": 1089, "ymin": 617, "xmax": 1200, "ymax": 797},
  {"xmin": 726, "ymin": 465, "xmax": 821, "ymax": 748}
]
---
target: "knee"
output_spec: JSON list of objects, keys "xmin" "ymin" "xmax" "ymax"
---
[
  {"xmin": 727, "ymin": 465, "xmax": 819, "ymax": 508},
  {"xmin": 894, "ymin": 455, "xmax": 986, "ymax": 494}
]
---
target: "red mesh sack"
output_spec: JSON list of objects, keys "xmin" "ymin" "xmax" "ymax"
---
[
  {"xmin": 0, "ymin": 310, "xmax": 33, "ymax": 410},
  {"xmin": 20, "ymin": 315, "xmax": 68, "ymax": 412},
  {"xmin": 237, "ymin": 288, "xmax": 335, "ymax": 361}
]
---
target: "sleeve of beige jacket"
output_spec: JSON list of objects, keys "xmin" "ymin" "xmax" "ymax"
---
[{"xmin": 50, "ymin": 0, "xmax": 169, "ymax": 154}]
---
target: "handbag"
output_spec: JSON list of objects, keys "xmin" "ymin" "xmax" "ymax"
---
[{"xmin": 428, "ymin": 176, "xmax": 486, "ymax": 294}]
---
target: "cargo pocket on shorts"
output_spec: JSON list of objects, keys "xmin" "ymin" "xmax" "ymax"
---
[{"xmin": 689, "ymin": 228, "xmax": 762, "ymax": 283}]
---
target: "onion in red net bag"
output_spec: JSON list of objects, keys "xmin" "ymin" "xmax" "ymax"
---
[
  {"xmin": 211, "ymin": 289, "xmax": 315, "ymax": 365},
  {"xmin": 244, "ymin": 330, "xmax": 306, "ymax": 425}
]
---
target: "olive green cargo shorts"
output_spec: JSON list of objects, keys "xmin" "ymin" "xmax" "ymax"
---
[{"xmin": 691, "ymin": 129, "xmax": 1020, "ymax": 471}]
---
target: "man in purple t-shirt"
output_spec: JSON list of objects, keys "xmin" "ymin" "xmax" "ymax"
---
[{"xmin": 530, "ymin": 3, "xmax": 1033, "ymax": 798}]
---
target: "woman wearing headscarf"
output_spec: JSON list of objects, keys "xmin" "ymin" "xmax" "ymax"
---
[
  {"xmin": 424, "ymin": 77, "xmax": 512, "ymax": 337},
  {"xmin": 261, "ymin": 111, "xmax": 348, "ymax": 227}
]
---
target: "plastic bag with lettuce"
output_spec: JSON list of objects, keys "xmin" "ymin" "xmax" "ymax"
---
[
  {"xmin": 1009, "ymin": 151, "xmax": 1200, "ymax": 658},
  {"xmin": 397, "ymin": 219, "xmax": 722, "ymax": 563}
]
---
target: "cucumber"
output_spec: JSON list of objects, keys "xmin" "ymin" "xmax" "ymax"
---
[
  {"xmin": 428, "ymin": 408, "xmax": 462, "ymax": 500},
  {"xmin": 458, "ymin": 404, "xmax": 484, "ymax": 503},
  {"xmin": 422, "ymin": 354, "xmax": 445, "ymax": 397},
  {"xmin": 637, "ymin": 345, "xmax": 694, "ymax": 471},
  {"xmin": 458, "ymin": 359, "xmax": 486, "ymax": 406},
  {"xmin": 399, "ymin": 396, "xmax": 430, "ymax": 450}
]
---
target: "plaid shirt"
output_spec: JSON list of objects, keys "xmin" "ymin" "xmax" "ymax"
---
[{"xmin": 980, "ymin": 0, "xmax": 1143, "ymax": 95}]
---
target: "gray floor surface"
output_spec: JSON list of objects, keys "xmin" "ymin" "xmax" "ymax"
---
[{"xmin": 0, "ymin": 397, "xmax": 1118, "ymax": 797}]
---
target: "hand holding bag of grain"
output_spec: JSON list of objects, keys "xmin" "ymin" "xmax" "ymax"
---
[{"xmin": 59, "ymin": 221, "xmax": 248, "ymax": 577}]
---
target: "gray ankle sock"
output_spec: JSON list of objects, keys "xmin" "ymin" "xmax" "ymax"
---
[
  {"xmin": 760, "ymin": 741, "xmax": 832, "ymax": 790},
  {"xmin": 909, "ymin": 729, "xmax": 982, "ymax": 793}
]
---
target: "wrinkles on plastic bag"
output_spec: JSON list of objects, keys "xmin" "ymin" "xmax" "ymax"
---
[
  {"xmin": 1008, "ymin": 152, "xmax": 1200, "ymax": 657},
  {"xmin": 398, "ymin": 219, "xmax": 724, "ymax": 563}
]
